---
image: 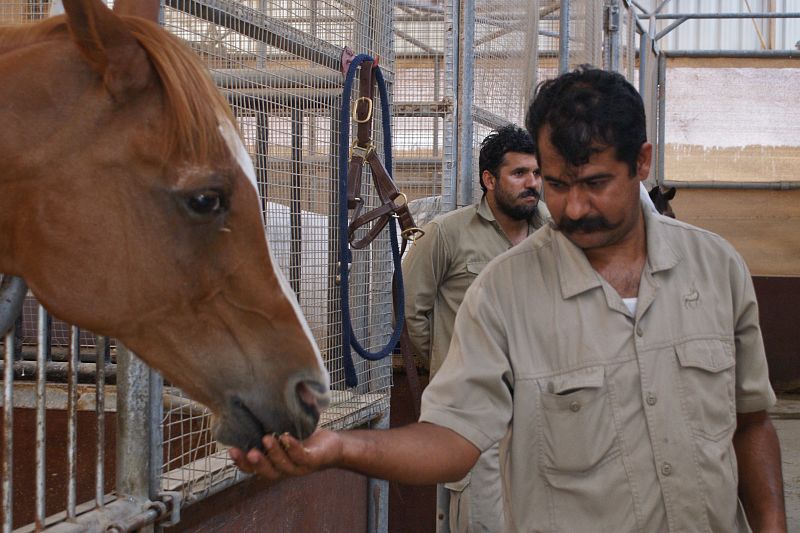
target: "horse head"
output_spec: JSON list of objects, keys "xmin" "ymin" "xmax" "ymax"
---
[
  {"xmin": 0, "ymin": 0, "xmax": 329, "ymax": 450},
  {"xmin": 648, "ymin": 185, "xmax": 677, "ymax": 218}
]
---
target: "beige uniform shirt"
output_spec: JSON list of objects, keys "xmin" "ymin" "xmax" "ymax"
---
[
  {"xmin": 403, "ymin": 196, "xmax": 550, "ymax": 376},
  {"xmin": 420, "ymin": 205, "xmax": 776, "ymax": 532}
]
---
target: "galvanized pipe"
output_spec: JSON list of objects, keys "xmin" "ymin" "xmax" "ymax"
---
[
  {"xmin": 663, "ymin": 180, "xmax": 800, "ymax": 190},
  {"xmin": 367, "ymin": 408, "xmax": 390, "ymax": 533},
  {"xmin": 95, "ymin": 337, "xmax": 106, "ymax": 507},
  {"xmin": 558, "ymin": 0, "xmax": 570, "ymax": 73},
  {"xmin": 35, "ymin": 306, "xmax": 50, "ymax": 529},
  {"xmin": 115, "ymin": 345, "xmax": 152, "ymax": 502},
  {"xmin": 455, "ymin": 0, "xmax": 475, "ymax": 206},
  {"xmin": 3, "ymin": 330, "xmax": 15, "ymax": 533},
  {"xmin": 639, "ymin": 12, "xmax": 800, "ymax": 20},
  {"xmin": 657, "ymin": 52, "xmax": 666, "ymax": 185},
  {"xmin": 663, "ymin": 49, "xmax": 800, "ymax": 58},
  {"xmin": 66, "ymin": 326, "xmax": 80, "ymax": 518}
]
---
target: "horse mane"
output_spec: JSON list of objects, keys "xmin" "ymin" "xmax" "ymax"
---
[
  {"xmin": 121, "ymin": 16, "xmax": 236, "ymax": 162},
  {"xmin": 1, "ymin": 15, "xmax": 235, "ymax": 162}
]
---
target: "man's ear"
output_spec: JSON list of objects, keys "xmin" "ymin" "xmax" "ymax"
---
[
  {"xmin": 482, "ymin": 170, "xmax": 497, "ymax": 191},
  {"xmin": 637, "ymin": 143, "xmax": 653, "ymax": 179}
]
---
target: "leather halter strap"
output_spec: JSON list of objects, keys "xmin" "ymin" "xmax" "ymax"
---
[{"xmin": 346, "ymin": 59, "xmax": 423, "ymax": 250}]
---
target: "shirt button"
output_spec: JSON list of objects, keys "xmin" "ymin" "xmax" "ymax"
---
[
  {"xmin": 661, "ymin": 462, "xmax": 672, "ymax": 476},
  {"xmin": 636, "ymin": 326, "xmax": 644, "ymax": 337},
  {"xmin": 569, "ymin": 401, "xmax": 581, "ymax": 412},
  {"xmin": 646, "ymin": 392, "xmax": 657, "ymax": 406}
]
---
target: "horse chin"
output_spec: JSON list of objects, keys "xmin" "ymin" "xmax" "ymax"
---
[{"xmin": 211, "ymin": 398, "xmax": 319, "ymax": 451}]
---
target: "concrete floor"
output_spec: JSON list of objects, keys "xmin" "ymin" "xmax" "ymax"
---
[{"xmin": 773, "ymin": 396, "xmax": 800, "ymax": 532}]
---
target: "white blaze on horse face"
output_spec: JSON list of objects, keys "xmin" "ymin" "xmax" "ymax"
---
[{"xmin": 218, "ymin": 120, "xmax": 329, "ymax": 386}]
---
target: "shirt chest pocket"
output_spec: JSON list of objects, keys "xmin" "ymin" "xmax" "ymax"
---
[
  {"xmin": 674, "ymin": 339, "xmax": 736, "ymax": 441},
  {"xmin": 537, "ymin": 366, "xmax": 618, "ymax": 473}
]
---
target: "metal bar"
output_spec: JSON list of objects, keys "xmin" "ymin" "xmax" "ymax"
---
[
  {"xmin": 473, "ymin": 106, "xmax": 511, "ymax": 130},
  {"xmin": 433, "ymin": 57, "xmax": 441, "ymax": 157},
  {"xmin": 662, "ymin": 180, "xmax": 800, "ymax": 190},
  {"xmin": 442, "ymin": 0, "xmax": 458, "ymax": 211},
  {"xmin": 654, "ymin": 16, "xmax": 688, "ymax": 41},
  {"xmin": 35, "ymin": 306, "xmax": 49, "ymax": 530},
  {"xmin": 3, "ymin": 329, "xmax": 15, "ymax": 533},
  {"xmin": 663, "ymin": 49, "xmax": 800, "ymax": 58},
  {"xmin": 148, "ymin": 370, "xmax": 163, "ymax": 502},
  {"xmin": 657, "ymin": 52, "xmax": 666, "ymax": 185},
  {"xmin": 211, "ymin": 69, "xmax": 342, "ymax": 90},
  {"xmin": 115, "ymin": 345, "xmax": 151, "ymax": 500},
  {"xmin": 638, "ymin": 12, "xmax": 800, "ymax": 20},
  {"xmin": 290, "ymin": 108, "xmax": 304, "ymax": 296},
  {"xmin": 95, "ymin": 337, "xmax": 106, "ymax": 507},
  {"xmin": 558, "ymin": 0, "xmax": 570, "ymax": 73},
  {"xmin": 66, "ymin": 326, "xmax": 79, "ymax": 518},
  {"xmin": 367, "ymin": 408, "xmax": 390, "ymax": 533},
  {"xmin": 605, "ymin": 0, "xmax": 621, "ymax": 72},
  {"xmin": 0, "ymin": 361, "xmax": 117, "ymax": 383},
  {"xmin": 163, "ymin": 0, "xmax": 343, "ymax": 71},
  {"xmin": 456, "ymin": 0, "xmax": 475, "ymax": 206}
]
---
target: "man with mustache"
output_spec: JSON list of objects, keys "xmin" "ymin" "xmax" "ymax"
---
[
  {"xmin": 231, "ymin": 67, "xmax": 785, "ymax": 532},
  {"xmin": 402, "ymin": 124, "xmax": 549, "ymax": 533}
]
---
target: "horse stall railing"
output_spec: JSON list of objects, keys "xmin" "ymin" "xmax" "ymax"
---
[{"xmin": 1, "ymin": 0, "xmax": 397, "ymax": 530}]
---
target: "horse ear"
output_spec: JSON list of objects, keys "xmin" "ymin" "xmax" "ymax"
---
[
  {"xmin": 63, "ymin": 0, "xmax": 153, "ymax": 100},
  {"xmin": 665, "ymin": 186, "xmax": 677, "ymax": 200}
]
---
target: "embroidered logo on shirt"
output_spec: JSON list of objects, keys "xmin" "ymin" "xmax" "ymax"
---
[{"xmin": 683, "ymin": 285, "xmax": 700, "ymax": 309}]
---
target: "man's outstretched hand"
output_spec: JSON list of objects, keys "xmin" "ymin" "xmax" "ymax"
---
[{"xmin": 229, "ymin": 429, "xmax": 342, "ymax": 481}]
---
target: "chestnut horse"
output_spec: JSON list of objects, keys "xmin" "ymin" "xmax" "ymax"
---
[{"xmin": 0, "ymin": 0, "xmax": 329, "ymax": 450}]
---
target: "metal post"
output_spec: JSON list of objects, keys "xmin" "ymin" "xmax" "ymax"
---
[
  {"xmin": 656, "ymin": 51, "xmax": 666, "ymax": 185},
  {"xmin": 35, "ymin": 306, "xmax": 50, "ymax": 529},
  {"xmin": 116, "ymin": 344, "xmax": 152, "ymax": 516},
  {"xmin": 442, "ymin": 0, "xmax": 459, "ymax": 211},
  {"xmin": 95, "ymin": 336, "xmax": 107, "ymax": 507},
  {"xmin": 3, "ymin": 329, "xmax": 15, "ymax": 533},
  {"xmin": 456, "ymin": 0, "xmax": 475, "ymax": 206},
  {"xmin": 558, "ymin": 0, "xmax": 571, "ymax": 74},
  {"xmin": 290, "ymin": 108, "xmax": 304, "ymax": 296},
  {"xmin": 367, "ymin": 408, "xmax": 389, "ymax": 533},
  {"xmin": 66, "ymin": 326, "xmax": 80, "ymax": 518},
  {"xmin": 604, "ymin": 0, "xmax": 621, "ymax": 72}
]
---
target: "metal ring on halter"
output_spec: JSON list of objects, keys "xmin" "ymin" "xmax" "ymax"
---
[
  {"xmin": 401, "ymin": 226, "xmax": 425, "ymax": 242},
  {"xmin": 353, "ymin": 97, "xmax": 373, "ymax": 123}
]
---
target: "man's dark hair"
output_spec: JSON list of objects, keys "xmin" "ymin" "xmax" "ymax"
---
[
  {"xmin": 478, "ymin": 124, "xmax": 536, "ymax": 194},
  {"xmin": 525, "ymin": 65, "xmax": 646, "ymax": 176}
]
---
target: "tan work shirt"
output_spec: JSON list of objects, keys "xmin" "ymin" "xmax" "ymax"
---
[
  {"xmin": 403, "ymin": 196, "xmax": 550, "ymax": 376},
  {"xmin": 420, "ymin": 205, "xmax": 776, "ymax": 532}
]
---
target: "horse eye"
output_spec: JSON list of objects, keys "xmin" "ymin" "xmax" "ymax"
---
[{"xmin": 187, "ymin": 190, "xmax": 225, "ymax": 216}]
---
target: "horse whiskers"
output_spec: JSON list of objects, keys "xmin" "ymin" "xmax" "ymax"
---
[{"xmin": 219, "ymin": 227, "xmax": 232, "ymax": 233}]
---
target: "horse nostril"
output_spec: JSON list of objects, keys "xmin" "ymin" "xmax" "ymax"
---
[{"xmin": 295, "ymin": 380, "xmax": 330, "ymax": 417}]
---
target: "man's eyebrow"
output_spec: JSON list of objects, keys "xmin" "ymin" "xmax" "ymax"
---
[{"xmin": 543, "ymin": 171, "xmax": 614, "ymax": 183}]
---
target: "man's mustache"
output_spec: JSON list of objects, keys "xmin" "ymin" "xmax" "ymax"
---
[
  {"xmin": 519, "ymin": 189, "xmax": 540, "ymax": 200},
  {"xmin": 557, "ymin": 216, "xmax": 614, "ymax": 234}
]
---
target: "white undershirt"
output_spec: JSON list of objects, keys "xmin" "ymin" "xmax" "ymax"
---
[{"xmin": 623, "ymin": 297, "xmax": 638, "ymax": 315}]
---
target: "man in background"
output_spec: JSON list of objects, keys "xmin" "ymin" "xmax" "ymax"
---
[{"xmin": 403, "ymin": 124, "xmax": 548, "ymax": 532}]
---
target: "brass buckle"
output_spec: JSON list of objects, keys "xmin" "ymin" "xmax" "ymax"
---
[
  {"xmin": 350, "ymin": 141, "xmax": 374, "ymax": 162},
  {"xmin": 353, "ymin": 97, "xmax": 373, "ymax": 123}
]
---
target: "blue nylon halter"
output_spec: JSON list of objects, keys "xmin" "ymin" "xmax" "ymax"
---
[{"xmin": 338, "ymin": 54, "xmax": 405, "ymax": 388}]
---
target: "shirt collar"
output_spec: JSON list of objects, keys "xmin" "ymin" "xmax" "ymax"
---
[{"xmin": 554, "ymin": 199, "xmax": 683, "ymax": 300}]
